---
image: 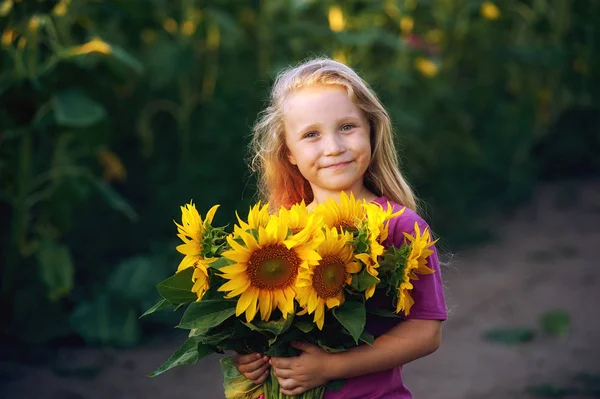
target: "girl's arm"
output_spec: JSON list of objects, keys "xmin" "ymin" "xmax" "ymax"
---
[
  {"xmin": 328, "ymin": 318, "xmax": 442, "ymax": 380},
  {"xmin": 270, "ymin": 318, "xmax": 442, "ymax": 395}
]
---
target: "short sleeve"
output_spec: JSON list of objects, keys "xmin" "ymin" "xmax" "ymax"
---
[{"xmin": 385, "ymin": 208, "xmax": 448, "ymax": 321}]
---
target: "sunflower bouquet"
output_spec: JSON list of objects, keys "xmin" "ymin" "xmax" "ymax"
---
[{"xmin": 142, "ymin": 192, "xmax": 437, "ymax": 399}]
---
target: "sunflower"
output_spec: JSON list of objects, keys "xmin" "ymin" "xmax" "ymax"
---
[
  {"xmin": 234, "ymin": 201, "xmax": 270, "ymax": 235},
  {"xmin": 175, "ymin": 202, "xmax": 220, "ymax": 272},
  {"xmin": 355, "ymin": 202, "xmax": 404, "ymax": 299},
  {"xmin": 296, "ymin": 227, "xmax": 361, "ymax": 329},
  {"xmin": 218, "ymin": 215, "xmax": 322, "ymax": 323},
  {"xmin": 191, "ymin": 259, "xmax": 212, "ymax": 301},
  {"xmin": 313, "ymin": 191, "xmax": 367, "ymax": 231},
  {"xmin": 277, "ymin": 201, "xmax": 310, "ymax": 235},
  {"xmin": 395, "ymin": 222, "xmax": 437, "ymax": 315}
]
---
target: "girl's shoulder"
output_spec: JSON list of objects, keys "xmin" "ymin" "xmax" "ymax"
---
[
  {"xmin": 372, "ymin": 196, "xmax": 428, "ymax": 231},
  {"xmin": 372, "ymin": 196, "xmax": 432, "ymax": 247}
]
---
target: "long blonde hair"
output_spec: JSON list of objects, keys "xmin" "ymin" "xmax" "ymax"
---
[{"xmin": 250, "ymin": 57, "xmax": 417, "ymax": 211}]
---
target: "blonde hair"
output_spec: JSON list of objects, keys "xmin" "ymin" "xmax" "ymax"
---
[{"xmin": 250, "ymin": 57, "xmax": 417, "ymax": 211}]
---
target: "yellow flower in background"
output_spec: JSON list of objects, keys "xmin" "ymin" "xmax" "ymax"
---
[
  {"xmin": 415, "ymin": 57, "xmax": 438, "ymax": 78},
  {"xmin": 28, "ymin": 15, "xmax": 41, "ymax": 32},
  {"xmin": 1, "ymin": 28, "xmax": 16, "ymax": 48},
  {"xmin": 395, "ymin": 222, "xmax": 437, "ymax": 315},
  {"xmin": 219, "ymin": 215, "xmax": 321, "ymax": 322},
  {"xmin": 174, "ymin": 202, "xmax": 220, "ymax": 271},
  {"xmin": 71, "ymin": 37, "xmax": 112, "ymax": 55},
  {"xmin": 181, "ymin": 20, "xmax": 196, "ymax": 36},
  {"xmin": 296, "ymin": 228, "xmax": 361, "ymax": 329},
  {"xmin": 328, "ymin": 5, "xmax": 345, "ymax": 32},
  {"xmin": 313, "ymin": 191, "xmax": 367, "ymax": 231},
  {"xmin": 333, "ymin": 49, "xmax": 348, "ymax": 65},
  {"xmin": 400, "ymin": 16, "xmax": 414, "ymax": 35},
  {"xmin": 97, "ymin": 148, "xmax": 127, "ymax": 183},
  {"xmin": 481, "ymin": 2, "xmax": 500, "ymax": 20},
  {"xmin": 0, "ymin": 0, "xmax": 13, "ymax": 17},
  {"xmin": 52, "ymin": 0, "xmax": 70, "ymax": 16},
  {"xmin": 163, "ymin": 18, "xmax": 178, "ymax": 34},
  {"xmin": 191, "ymin": 259, "xmax": 211, "ymax": 301}
]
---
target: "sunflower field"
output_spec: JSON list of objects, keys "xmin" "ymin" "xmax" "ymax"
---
[{"xmin": 0, "ymin": 0, "xmax": 598, "ymax": 347}]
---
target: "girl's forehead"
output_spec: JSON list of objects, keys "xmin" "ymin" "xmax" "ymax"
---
[{"xmin": 282, "ymin": 85, "xmax": 360, "ymax": 115}]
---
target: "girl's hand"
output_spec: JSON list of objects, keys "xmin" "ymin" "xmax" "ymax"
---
[
  {"xmin": 270, "ymin": 341, "xmax": 331, "ymax": 396},
  {"xmin": 232, "ymin": 352, "xmax": 271, "ymax": 385}
]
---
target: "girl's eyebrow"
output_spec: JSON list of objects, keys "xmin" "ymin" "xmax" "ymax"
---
[{"xmin": 296, "ymin": 114, "xmax": 363, "ymax": 132}]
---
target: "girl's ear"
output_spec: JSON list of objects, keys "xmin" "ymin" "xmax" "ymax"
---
[{"xmin": 287, "ymin": 152, "xmax": 297, "ymax": 165}]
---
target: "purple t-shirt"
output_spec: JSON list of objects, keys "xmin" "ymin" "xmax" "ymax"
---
[{"xmin": 324, "ymin": 197, "xmax": 447, "ymax": 399}]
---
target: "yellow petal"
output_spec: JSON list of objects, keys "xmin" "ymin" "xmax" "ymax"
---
[
  {"xmin": 177, "ymin": 255, "xmax": 198, "ymax": 272},
  {"xmin": 218, "ymin": 275, "xmax": 250, "ymax": 292},
  {"xmin": 245, "ymin": 288, "xmax": 259, "ymax": 322},
  {"xmin": 259, "ymin": 290, "xmax": 273, "ymax": 321},
  {"xmin": 326, "ymin": 297, "xmax": 340, "ymax": 308},
  {"xmin": 236, "ymin": 289, "xmax": 255, "ymax": 317},
  {"xmin": 219, "ymin": 263, "xmax": 248, "ymax": 274},
  {"xmin": 204, "ymin": 204, "xmax": 220, "ymax": 225}
]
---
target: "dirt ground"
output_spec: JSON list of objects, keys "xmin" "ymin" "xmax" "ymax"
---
[{"xmin": 1, "ymin": 180, "xmax": 599, "ymax": 399}]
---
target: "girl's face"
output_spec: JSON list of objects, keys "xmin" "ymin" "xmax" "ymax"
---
[{"xmin": 283, "ymin": 85, "xmax": 372, "ymax": 203}]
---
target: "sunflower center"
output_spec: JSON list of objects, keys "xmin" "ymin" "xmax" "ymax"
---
[
  {"xmin": 248, "ymin": 244, "xmax": 300, "ymax": 290},
  {"xmin": 336, "ymin": 219, "xmax": 358, "ymax": 232},
  {"xmin": 312, "ymin": 255, "xmax": 347, "ymax": 298}
]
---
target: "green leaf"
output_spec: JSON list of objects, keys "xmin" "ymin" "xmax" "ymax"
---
[
  {"xmin": 333, "ymin": 300, "xmax": 366, "ymax": 344},
  {"xmin": 483, "ymin": 327, "xmax": 535, "ymax": 345},
  {"xmin": 178, "ymin": 300, "xmax": 236, "ymax": 330},
  {"xmin": 359, "ymin": 330, "xmax": 375, "ymax": 346},
  {"xmin": 350, "ymin": 268, "xmax": 380, "ymax": 292},
  {"xmin": 209, "ymin": 257, "xmax": 235, "ymax": 270},
  {"xmin": 69, "ymin": 294, "xmax": 140, "ymax": 346},
  {"xmin": 109, "ymin": 256, "xmax": 160, "ymax": 301},
  {"xmin": 109, "ymin": 45, "xmax": 144, "ymax": 74},
  {"xmin": 140, "ymin": 299, "xmax": 171, "ymax": 318},
  {"xmin": 196, "ymin": 328, "xmax": 234, "ymax": 346},
  {"xmin": 52, "ymin": 89, "xmax": 106, "ymax": 127},
  {"xmin": 220, "ymin": 356, "xmax": 263, "ymax": 398},
  {"xmin": 294, "ymin": 319, "xmax": 315, "ymax": 333},
  {"xmin": 540, "ymin": 310, "xmax": 570, "ymax": 337},
  {"xmin": 156, "ymin": 268, "xmax": 196, "ymax": 304},
  {"xmin": 147, "ymin": 338, "xmax": 212, "ymax": 377},
  {"xmin": 92, "ymin": 180, "xmax": 138, "ymax": 222},
  {"xmin": 36, "ymin": 240, "xmax": 74, "ymax": 301},
  {"xmin": 243, "ymin": 313, "xmax": 294, "ymax": 336}
]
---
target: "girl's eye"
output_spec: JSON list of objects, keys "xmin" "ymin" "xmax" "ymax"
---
[
  {"xmin": 341, "ymin": 124, "xmax": 355, "ymax": 132},
  {"xmin": 303, "ymin": 131, "xmax": 319, "ymax": 139}
]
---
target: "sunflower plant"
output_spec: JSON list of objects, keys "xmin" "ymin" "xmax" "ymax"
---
[{"xmin": 142, "ymin": 193, "xmax": 438, "ymax": 399}]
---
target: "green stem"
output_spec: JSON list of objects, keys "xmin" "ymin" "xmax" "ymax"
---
[{"xmin": 2, "ymin": 129, "xmax": 32, "ymax": 301}]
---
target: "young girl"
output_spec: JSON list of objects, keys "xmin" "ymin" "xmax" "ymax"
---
[{"xmin": 232, "ymin": 58, "xmax": 447, "ymax": 398}]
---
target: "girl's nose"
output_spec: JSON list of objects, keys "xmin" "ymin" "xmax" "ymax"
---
[{"xmin": 323, "ymin": 133, "xmax": 346, "ymax": 156}]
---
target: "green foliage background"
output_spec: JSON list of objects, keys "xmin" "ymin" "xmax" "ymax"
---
[{"xmin": 0, "ymin": 0, "xmax": 598, "ymax": 346}]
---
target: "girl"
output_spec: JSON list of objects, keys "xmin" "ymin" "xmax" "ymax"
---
[{"xmin": 233, "ymin": 58, "xmax": 447, "ymax": 398}]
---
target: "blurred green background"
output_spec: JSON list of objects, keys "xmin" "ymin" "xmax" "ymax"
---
[{"xmin": 1, "ymin": 0, "xmax": 598, "ymax": 350}]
